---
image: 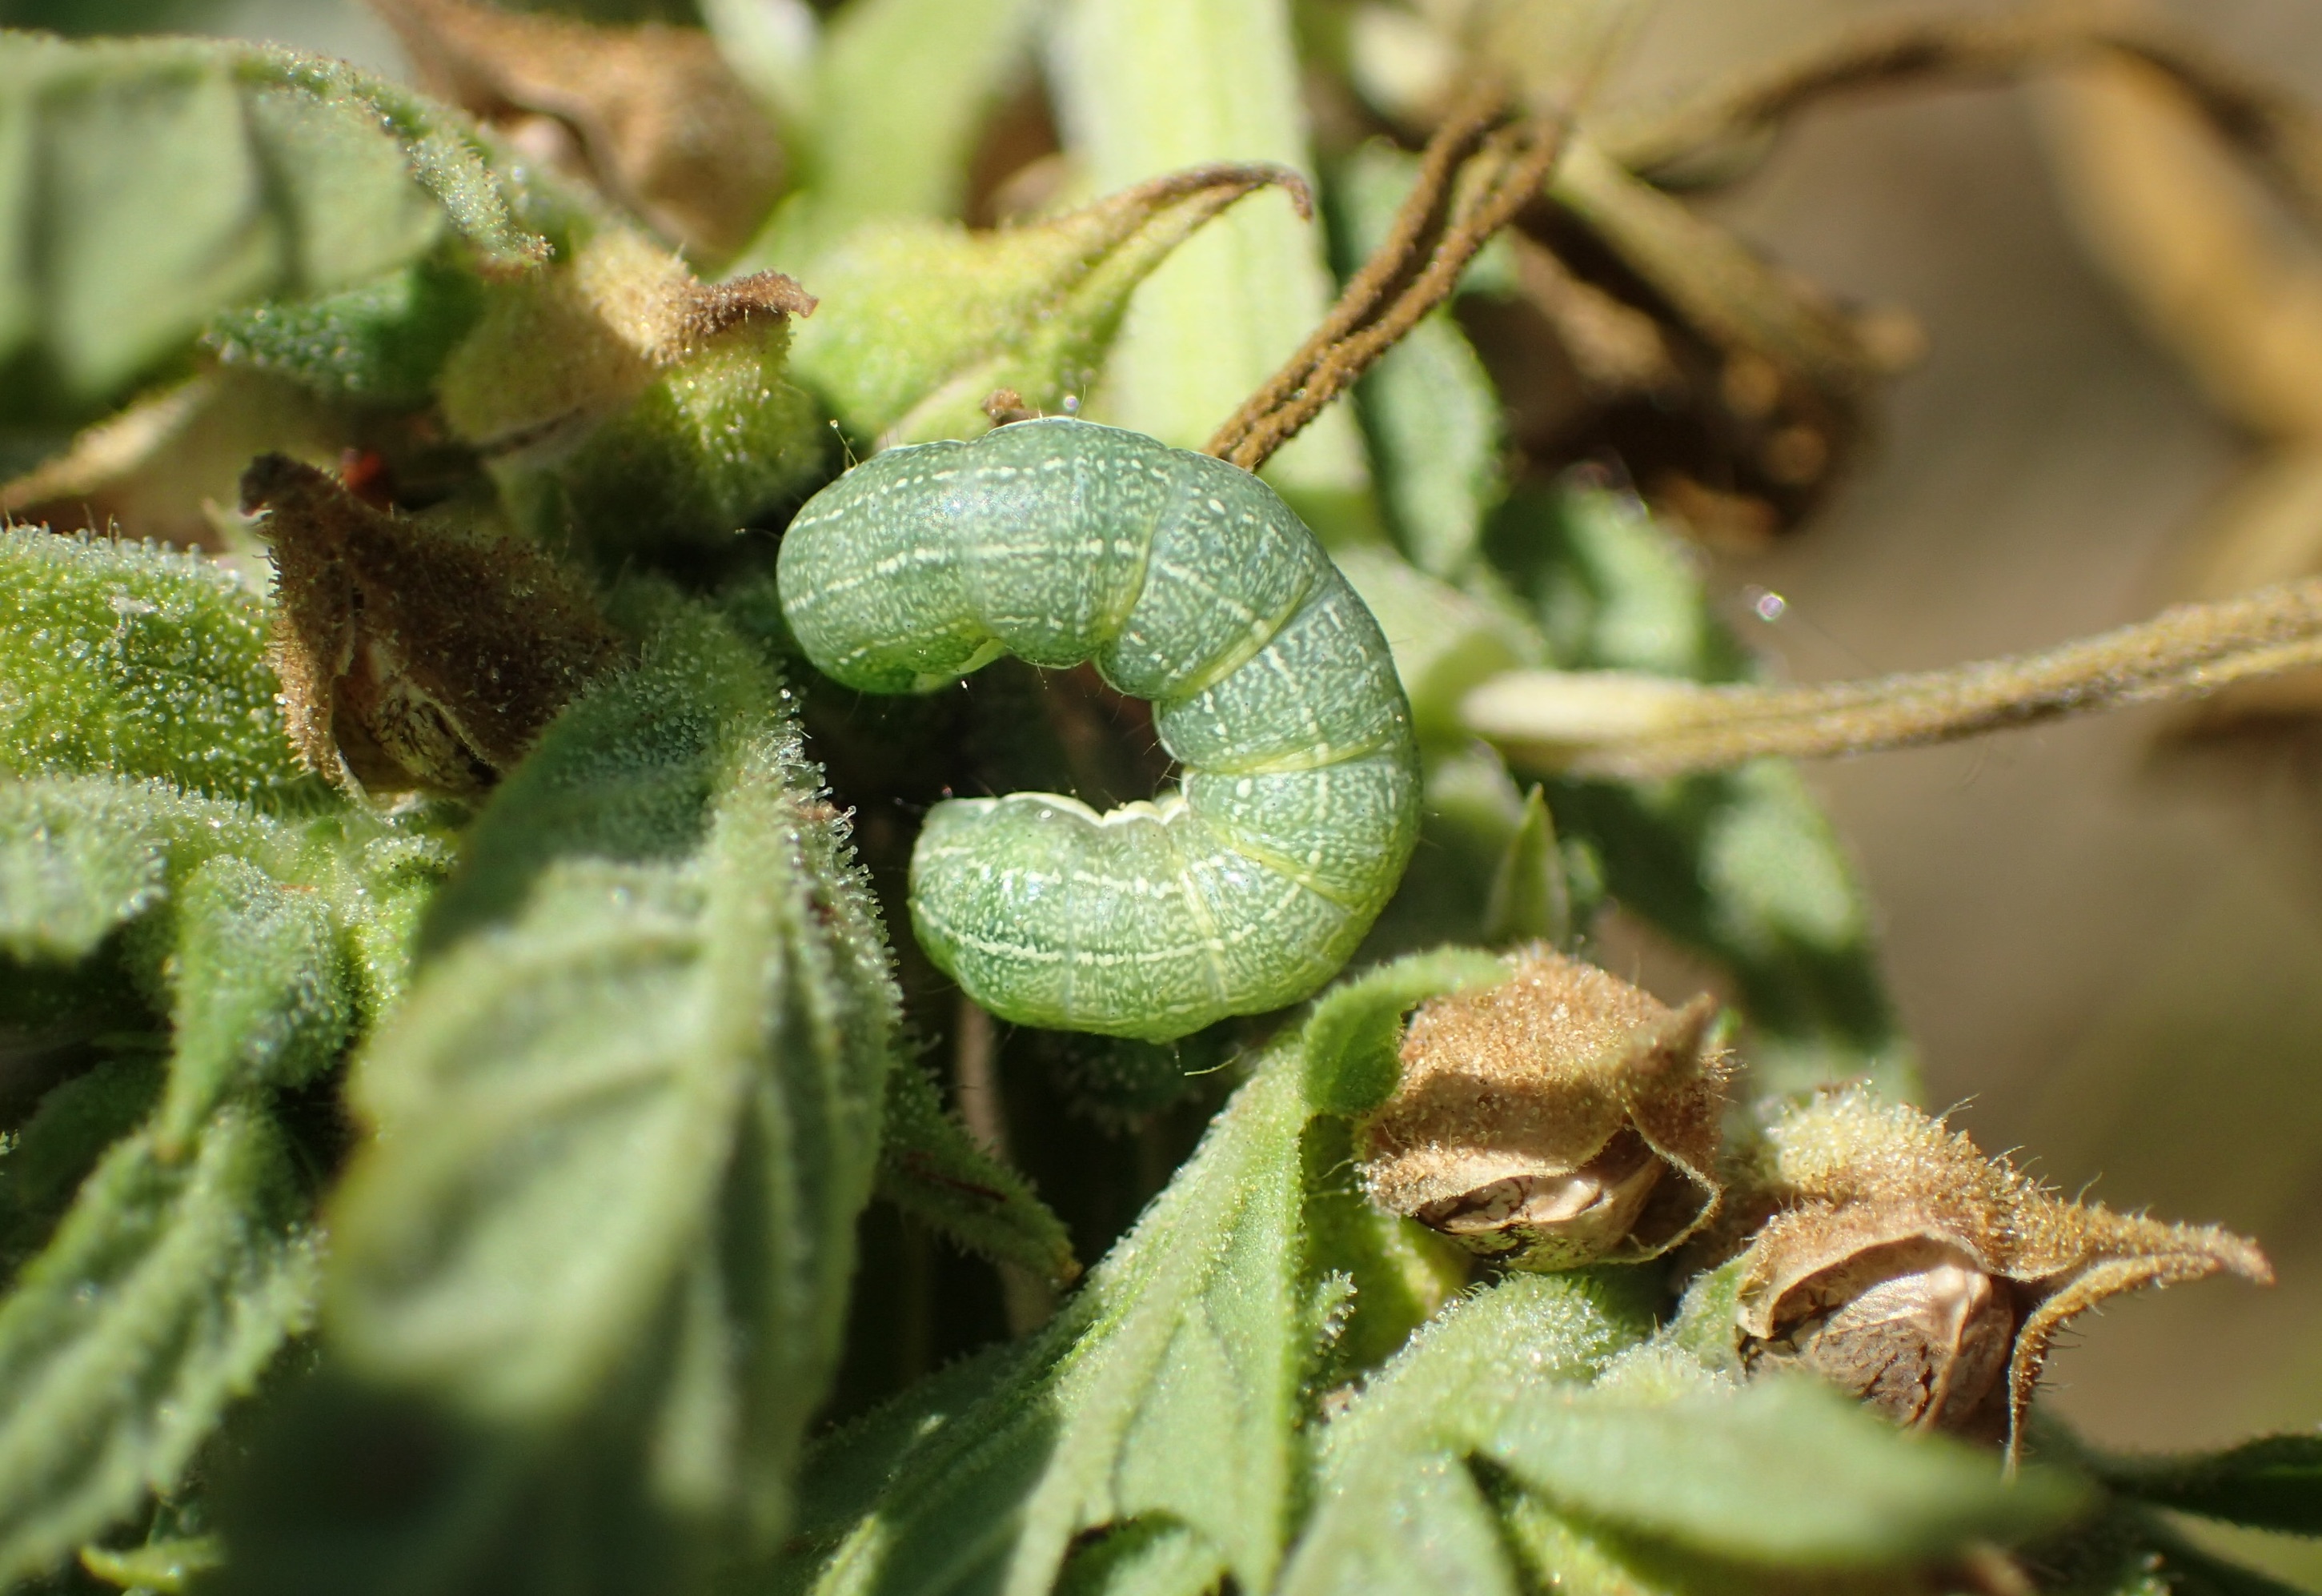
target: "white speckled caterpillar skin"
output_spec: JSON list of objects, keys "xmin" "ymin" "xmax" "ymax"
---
[{"xmin": 778, "ymin": 418, "xmax": 1422, "ymax": 1041}]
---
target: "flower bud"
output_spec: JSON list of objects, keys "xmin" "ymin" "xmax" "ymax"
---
[
  {"xmin": 1730, "ymin": 1088, "xmax": 2271, "ymax": 1452},
  {"xmin": 436, "ymin": 227, "xmax": 824, "ymax": 559},
  {"xmin": 1356, "ymin": 948, "xmax": 1729, "ymax": 1270}
]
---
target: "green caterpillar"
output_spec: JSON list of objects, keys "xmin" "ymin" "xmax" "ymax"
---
[{"xmin": 778, "ymin": 418, "xmax": 1422, "ymax": 1041}]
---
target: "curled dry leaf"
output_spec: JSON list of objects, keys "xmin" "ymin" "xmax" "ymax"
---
[
  {"xmin": 1728, "ymin": 1089, "xmax": 2272, "ymax": 1456},
  {"xmin": 372, "ymin": 0, "xmax": 785, "ymax": 263},
  {"xmin": 241, "ymin": 454, "xmax": 624, "ymax": 796},
  {"xmin": 1357, "ymin": 946, "xmax": 1729, "ymax": 1270}
]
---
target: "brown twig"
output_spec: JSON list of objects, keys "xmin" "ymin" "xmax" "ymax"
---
[
  {"xmin": 1464, "ymin": 577, "xmax": 2322, "ymax": 780},
  {"xmin": 1595, "ymin": 6, "xmax": 2322, "ymax": 232},
  {"xmin": 1205, "ymin": 86, "xmax": 1571, "ymax": 473}
]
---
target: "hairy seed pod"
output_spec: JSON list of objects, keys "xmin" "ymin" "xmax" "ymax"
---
[
  {"xmin": 1730, "ymin": 1087, "xmax": 2272, "ymax": 1454},
  {"xmin": 777, "ymin": 417, "xmax": 1422, "ymax": 1041},
  {"xmin": 1356, "ymin": 948, "xmax": 1730, "ymax": 1269}
]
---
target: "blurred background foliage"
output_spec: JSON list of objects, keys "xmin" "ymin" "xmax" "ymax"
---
[{"xmin": 2, "ymin": 0, "xmax": 2320, "ymax": 1586}]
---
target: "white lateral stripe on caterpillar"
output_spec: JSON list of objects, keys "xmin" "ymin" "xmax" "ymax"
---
[{"xmin": 778, "ymin": 417, "xmax": 1422, "ymax": 1041}]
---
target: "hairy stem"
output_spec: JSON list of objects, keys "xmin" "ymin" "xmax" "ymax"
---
[
  {"xmin": 1207, "ymin": 90, "xmax": 1570, "ymax": 472},
  {"xmin": 1465, "ymin": 578, "xmax": 2322, "ymax": 779}
]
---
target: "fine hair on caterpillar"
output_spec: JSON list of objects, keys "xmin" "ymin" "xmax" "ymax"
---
[{"xmin": 777, "ymin": 417, "xmax": 1422, "ymax": 1040}]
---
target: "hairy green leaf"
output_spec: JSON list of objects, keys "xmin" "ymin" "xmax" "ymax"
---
[
  {"xmin": 1048, "ymin": 0, "xmax": 1374, "ymax": 536},
  {"xmin": 783, "ymin": 954, "xmax": 1492, "ymax": 1596},
  {"xmin": 326, "ymin": 600, "xmax": 896, "ymax": 1552},
  {"xmin": 0, "ymin": 1056, "xmax": 162, "ymax": 1272},
  {"xmin": 876, "ymin": 1059, "xmax": 1079, "ymax": 1285},
  {"xmin": 1282, "ymin": 1273, "xmax": 2083, "ymax": 1591},
  {"xmin": 0, "ymin": 778, "xmax": 284, "ymax": 962},
  {"xmin": 0, "ymin": 1103, "xmax": 321, "ymax": 1588},
  {"xmin": 1279, "ymin": 1273, "xmax": 1650, "ymax": 1596},
  {"xmin": 1482, "ymin": 1376, "xmax": 2084, "ymax": 1567},
  {"xmin": 0, "ymin": 37, "xmax": 547, "ymax": 423},
  {"xmin": 206, "ymin": 257, "xmax": 489, "ymax": 407},
  {"xmin": 2095, "ymin": 1434, "xmax": 2322, "ymax": 1537},
  {"xmin": 0, "ymin": 532, "xmax": 317, "ymax": 806},
  {"xmin": 792, "ymin": 170, "xmax": 1300, "ymax": 448},
  {"xmin": 154, "ymin": 854, "xmax": 352, "ymax": 1149}
]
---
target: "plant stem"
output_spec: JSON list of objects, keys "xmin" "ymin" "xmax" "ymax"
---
[{"xmin": 1465, "ymin": 577, "xmax": 2322, "ymax": 779}]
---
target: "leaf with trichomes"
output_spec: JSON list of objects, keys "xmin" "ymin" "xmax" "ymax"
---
[
  {"xmin": 319, "ymin": 600, "xmax": 896, "ymax": 1560},
  {"xmin": 777, "ymin": 952, "xmax": 1502, "ymax": 1596},
  {"xmin": 0, "ymin": 531, "xmax": 318, "ymax": 807},
  {"xmin": 0, "ymin": 1104, "xmax": 321, "ymax": 1588},
  {"xmin": 1280, "ymin": 1273, "xmax": 2087, "ymax": 1594},
  {"xmin": 0, "ymin": 35, "xmax": 549, "ymax": 423},
  {"xmin": 875, "ymin": 1060, "xmax": 1079, "ymax": 1286}
]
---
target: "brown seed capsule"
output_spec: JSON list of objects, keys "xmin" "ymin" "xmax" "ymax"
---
[
  {"xmin": 1730, "ymin": 1088, "xmax": 2272, "ymax": 1454},
  {"xmin": 1356, "ymin": 948, "xmax": 1730, "ymax": 1270},
  {"xmin": 243, "ymin": 455, "xmax": 624, "ymax": 796}
]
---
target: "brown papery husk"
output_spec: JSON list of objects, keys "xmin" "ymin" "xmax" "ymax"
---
[
  {"xmin": 1357, "ymin": 946, "xmax": 1730, "ymax": 1269},
  {"xmin": 243, "ymin": 455, "xmax": 624, "ymax": 796},
  {"xmin": 1730, "ymin": 1087, "xmax": 2272, "ymax": 1458}
]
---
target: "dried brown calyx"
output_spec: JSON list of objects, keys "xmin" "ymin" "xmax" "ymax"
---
[
  {"xmin": 1356, "ymin": 948, "xmax": 1730, "ymax": 1270},
  {"xmin": 243, "ymin": 455, "xmax": 624, "ymax": 797},
  {"xmin": 1730, "ymin": 1088, "xmax": 2272, "ymax": 1456}
]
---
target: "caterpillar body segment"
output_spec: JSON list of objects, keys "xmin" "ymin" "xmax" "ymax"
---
[{"xmin": 779, "ymin": 418, "xmax": 1421, "ymax": 1041}]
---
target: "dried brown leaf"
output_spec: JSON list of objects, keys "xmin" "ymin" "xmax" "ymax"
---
[{"xmin": 242, "ymin": 454, "xmax": 624, "ymax": 796}]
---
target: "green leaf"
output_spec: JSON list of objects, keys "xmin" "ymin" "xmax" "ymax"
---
[
  {"xmin": 324, "ymin": 600, "xmax": 896, "ymax": 1551},
  {"xmin": 0, "ymin": 531, "xmax": 319, "ymax": 806},
  {"xmin": 782, "ymin": 953, "xmax": 1496, "ymax": 1596},
  {"xmin": 1480, "ymin": 1376, "xmax": 2085, "ymax": 1569},
  {"xmin": 0, "ymin": 38, "xmax": 548, "ymax": 423},
  {"xmin": 2097, "ymin": 1434, "xmax": 2322, "ymax": 1537},
  {"xmin": 744, "ymin": 0, "xmax": 1045, "ymax": 266},
  {"xmin": 0, "ymin": 777, "xmax": 286, "ymax": 963},
  {"xmin": 79, "ymin": 1532, "xmax": 225, "ymax": 1594},
  {"xmin": 153, "ymin": 854, "xmax": 353, "ymax": 1149},
  {"xmin": 1279, "ymin": 1273, "xmax": 1651, "ymax": 1596},
  {"xmin": 1053, "ymin": 1520, "xmax": 1229, "ymax": 1596},
  {"xmin": 792, "ymin": 169, "xmax": 1304, "ymax": 448},
  {"xmin": 1280, "ymin": 1273, "xmax": 2085, "ymax": 1592},
  {"xmin": 0, "ymin": 1056, "xmax": 162, "ymax": 1272},
  {"xmin": 1300, "ymin": 947, "xmax": 1507, "ymax": 1118},
  {"xmin": 875, "ymin": 1058, "xmax": 1080, "ymax": 1285},
  {"xmin": 0, "ymin": 1103, "xmax": 322, "ymax": 1588},
  {"xmin": 206, "ymin": 256, "xmax": 489, "ymax": 407},
  {"xmin": 1047, "ymin": 0, "xmax": 1375, "ymax": 538},
  {"xmin": 782, "ymin": 1042, "xmax": 1314, "ymax": 1596},
  {"xmin": 1481, "ymin": 785, "xmax": 1570, "ymax": 948}
]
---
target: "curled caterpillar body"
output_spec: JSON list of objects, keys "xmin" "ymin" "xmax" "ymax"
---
[{"xmin": 779, "ymin": 418, "xmax": 1422, "ymax": 1041}]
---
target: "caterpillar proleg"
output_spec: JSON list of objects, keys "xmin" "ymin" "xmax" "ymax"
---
[{"xmin": 779, "ymin": 418, "xmax": 1421, "ymax": 1041}]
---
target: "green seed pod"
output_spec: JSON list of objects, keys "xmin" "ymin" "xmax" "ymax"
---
[
  {"xmin": 777, "ymin": 416, "xmax": 1422, "ymax": 1041},
  {"xmin": 1355, "ymin": 948, "xmax": 1729, "ymax": 1270}
]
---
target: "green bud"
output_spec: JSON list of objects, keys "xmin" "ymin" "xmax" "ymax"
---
[
  {"xmin": 789, "ymin": 164, "xmax": 1308, "ymax": 447},
  {"xmin": 436, "ymin": 227, "xmax": 826, "ymax": 557}
]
